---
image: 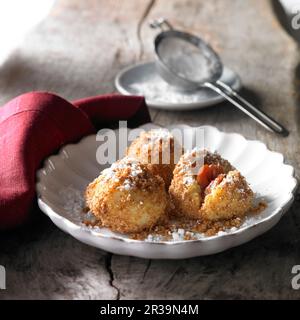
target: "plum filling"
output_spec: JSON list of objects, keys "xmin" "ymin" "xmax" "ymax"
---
[
  {"xmin": 204, "ymin": 174, "xmax": 225, "ymax": 195},
  {"xmin": 196, "ymin": 164, "xmax": 225, "ymax": 195}
]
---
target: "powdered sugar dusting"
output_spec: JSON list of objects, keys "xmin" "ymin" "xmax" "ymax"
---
[
  {"xmin": 148, "ymin": 128, "xmax": 173, "ymax": 142},
  {"xmin": 101, "ymin": 156, "xmax": 143, "ymax": 191},
  {"xmin": 220, "ymin": 170, "xmax": 250, "ymax": 196},
  {"xmin": 59, "ymin": 186, "xmax": 87, "ymax": 224},
  {"xmin": 183, "ymin": 175, "xmax": 195, "ymax": 185},
  {"xmin": 177, "ymin": 148, "xmax": 235, "ymax": 186},
  {"xmin": 177, "ymin": 147, "xmax": 205, "ymax": 185}
]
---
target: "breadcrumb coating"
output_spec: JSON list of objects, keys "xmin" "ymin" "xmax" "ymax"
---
[
  {"xmin": 126, "ymin": 129, "xmax": 183, "ymax": 188},
  {"xmin": 169, "ymin": 149, "xmax": 254, "ymax": 220},
  {"xmin": 85, "ymin": 157, "xmax": 168, "ymax": 233},
  {"xmin": 200, "ymin": 170, "xmax": 254, "ymax": 220}
]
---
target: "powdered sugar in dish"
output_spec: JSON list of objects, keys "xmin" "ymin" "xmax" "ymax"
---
[{"xmin": 130, "ymin": 80, "xmax": 203, "ymax": 104}]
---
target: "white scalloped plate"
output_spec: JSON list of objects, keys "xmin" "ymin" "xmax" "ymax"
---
[{"xmin": 36, "ymin": 124, "xmax": 298, "ymax": 259}]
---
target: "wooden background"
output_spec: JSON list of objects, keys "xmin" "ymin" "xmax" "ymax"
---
[{"xmin": 1, "ymin": 0, "xmax": 300, "ymax": 299}]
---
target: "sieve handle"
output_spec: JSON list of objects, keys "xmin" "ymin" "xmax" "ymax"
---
[
  {"xmin": 149, "ymin": 18, "xmax": 173, "ymax": 31},
  {"xmin": 204, "ymin": 81, "xmax": 288, "ymax": 136}
]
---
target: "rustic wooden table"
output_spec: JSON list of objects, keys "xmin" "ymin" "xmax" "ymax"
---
[{"xmin": 1, "ymin": 0, "xmax": 300, "ymax": 299}]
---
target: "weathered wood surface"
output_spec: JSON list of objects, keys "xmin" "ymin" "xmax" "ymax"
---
[{"xmin": 1, "ymin": 0, "xmax": 300, "ymax": 299}]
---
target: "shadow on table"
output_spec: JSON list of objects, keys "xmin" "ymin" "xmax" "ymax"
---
[{"xmin": 152, "ymin": 86, "xmax": 264, "ymax": 131}]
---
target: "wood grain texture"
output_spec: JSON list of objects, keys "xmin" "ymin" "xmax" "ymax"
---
[{"xmin": 1, "ymin": 0, "xmax": 300, "ymax": 299}]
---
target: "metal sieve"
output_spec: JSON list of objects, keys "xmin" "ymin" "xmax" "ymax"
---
[{"xmin": 150, "ymin": 18, "xmax": 288, "ymax": 136}]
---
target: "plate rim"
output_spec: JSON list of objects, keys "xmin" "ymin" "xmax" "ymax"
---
[
  {"xmin": 114, "ymin": 61, "xmax": 242, "ymax": 110},
  {"xmin": 36, "ymin": 124, "xmax": 298, "ymax": 247}
]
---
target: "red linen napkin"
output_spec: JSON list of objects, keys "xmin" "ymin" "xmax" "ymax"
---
[{"xmin": 0, "ymin": 91, "xmax": 150, "ymax": 230}]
